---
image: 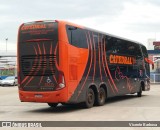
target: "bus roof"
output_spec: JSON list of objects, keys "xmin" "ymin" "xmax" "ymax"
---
[
  {"xmin": 22, "ymin": 20, "xmax": 145, "ymax": 47},
  {"xmin": 57, "ymin": 20, "xmax": 145, "ymax": 47}
]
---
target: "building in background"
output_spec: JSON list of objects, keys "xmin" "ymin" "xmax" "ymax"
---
[
  {"xmin": 148, "ymin": 40, "xmax": 160, "ymax": 83},
  {"xmin": 148, "ymin": 38, "xmax": 156, "ymax": 50},
  {"xmin": 0, "ymin": 52, "xmax": 16, "ymax": 79}
]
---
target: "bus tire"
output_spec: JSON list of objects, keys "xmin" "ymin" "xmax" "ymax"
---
[
  {"xmin": 47, "ymin": 103, "xmax": 58, "ymax": 107},
  {"xmin": 137, "ymin": 86, "xmax": 142, "ymax": 97},
  {"xmin": 84, "ymin": 88, "xmax": 95, "ymax": 108},
  {"xmin": 96, "ymin": 87, "xmax": 106, "ymax": 106}
]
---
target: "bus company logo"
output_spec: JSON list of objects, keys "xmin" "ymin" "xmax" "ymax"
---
[
  {"xmin": 2, "ymin": 122, "xmax": 12, "ymax": 127},
  {"xmin": 44, "ymin": 77, "xmax": 55, "ymax": 87},
  {"xmin": 21, "ymin": 24, "xmax": 46, "ymax": 31},
  {"xmin": 2, "ymin": 121, "xmax": 42, "ymax": 128},
  {"xmin": 109, "ymin": 54, "xmax": 136, "ymax": 65}
]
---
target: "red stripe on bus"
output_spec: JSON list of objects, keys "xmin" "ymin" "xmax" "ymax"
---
[
  {"xmin": 33, "ymin": 46, "xmax": 38, "ymax": 55},
  {"xmin": 21, "ymin": 76, "xmax": 29, "ymax": 85},
  {"xmin": 21, "ymin": 46, "xmax": 38, "ymax": 85},
  {"xmin": 24, "ymin": 77, "xmax": 34, "ymax": 87},
  {"xmin": 92, "ymin": 32, "xmax": 96, "ymax": 83},
  {"xmin": 54, "ymin": 43, "xmax": 60, "ymax": 71},
  {"xmin": 53, "ymin": 43, "xmax": 58, "ymax": 84},
  {"xmin": 76, "ymin": 31, "xmax": 91, "ymax": 100},
  {"xmin": 108, "ymin": 79, "xmax": 115, "ymax": 94},
  {"xmin": 103, "ymin": 40, "xmax": 115, "ymax": 94},
  {"xmin": 37, "ymin": 44, "xmax": 42, "ymax": 54},
  {"xmin": 30, "ymin": 44, "xmax": 41, "ymax": 84},
  {"xmin": 101, "ymin": 35, "xmax": 116, "ymax": 93},
  {"xmin": 50, "ymin": 43, "xmax": 58, "ymax": 84},
  {"xmin": 26, "ymin": 39, "xmax": 52, "ymax": 42},
  {"xmin": 88, "ymin": 31, "xmax": 93, "ymax": 82},
  {"xmin": 54, "ymin": 42, "xmax": 58, "ymax": 55},
  {"xmin": 50, "ymin": 43, "xmax": 52, "ymax": 55},
  {"xmin": 39, "ymin": 43, "xmax": 46, "ymax": 85},
  {"xmin": 33, "ymin": 43, "xmax": 41, "ymax": 77},
  {"xmin": 101, "ymin": 35, "xmax": 106, "ymax": 76},
  {"xmin": 104, "ymin": 43, "xmax": 118, "ymax": 92},
  {"xmin": 98, "ymin": 34, "xmax": 103, "ymax": 81}
]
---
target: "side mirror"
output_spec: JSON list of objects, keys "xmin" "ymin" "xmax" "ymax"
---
[{"xmin": 145, "ymin": 58, "xmax": 154, "ymax": 70}]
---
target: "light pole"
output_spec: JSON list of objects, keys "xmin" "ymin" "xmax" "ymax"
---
[{"xmin": 6, "ymin": 38, "xmax": 8, "ymax": 52}]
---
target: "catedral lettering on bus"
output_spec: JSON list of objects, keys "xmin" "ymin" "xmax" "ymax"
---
[
  {"xmin": 21, "ymin": 24, "xmax": 46, "ymax": 30},
  {"xmin": 17, "ymin": 20, "xmax": 154, "ymax": 108},
  {"xmin": 109, "ymin": 54, "xmax": 136, "ymax": 65}
]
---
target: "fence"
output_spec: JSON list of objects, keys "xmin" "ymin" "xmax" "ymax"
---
[{"xmin": 150, "ymin": 73, "xmax": 160, "ymax": 83}]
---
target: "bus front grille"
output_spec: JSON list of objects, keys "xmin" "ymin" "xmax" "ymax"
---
[{"xmin": 21, "ymin": 55, "xmax": 56, "ymax": 76}]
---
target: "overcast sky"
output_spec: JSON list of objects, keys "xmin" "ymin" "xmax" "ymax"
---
[{"xmin": 0, "ymin": 0, "xmax": 160, "ymax": 51}]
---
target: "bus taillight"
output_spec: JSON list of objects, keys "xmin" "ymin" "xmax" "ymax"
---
[{"xmin": 56, "ymin": 71, "xmax": 65, "ymax": 90}]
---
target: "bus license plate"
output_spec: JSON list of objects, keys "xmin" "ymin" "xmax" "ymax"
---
[{"xmin": 35, "ymin": 94, "xmax": 43, "ymax": 98}]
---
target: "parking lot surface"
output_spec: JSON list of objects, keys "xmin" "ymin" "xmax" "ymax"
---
[{"xmin": 0, "ymin": 85, "xmax": 160, "ymax": 130}]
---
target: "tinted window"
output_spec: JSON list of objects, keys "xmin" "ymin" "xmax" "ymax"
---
[
  {"xmin": 105, "ymin": 37, "xmax": 129, "ymax": 55},
  {"xmin": 104, "ymin": 35, "xmax": 141, "ymax": 79},
  {"xmin": 105, "ymin": 36, "xmax": 118, "ymax": 54},
  {"xmin": 126, "ymin": 43, "xmax": 141, "ymax": 57},
  {"xmin": 106, "ymin": 36, "xmax": 141, "ymax": 57},
  {"xmin": 66, "ymin": 25, "xmax": 88, "ymax": 48}
]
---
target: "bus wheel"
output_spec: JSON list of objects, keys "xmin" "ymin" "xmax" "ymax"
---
[
  {"xmin": 84, "ymin": 88, "xmax": 95, "ymax": 108},
  {"xmin": 96, "ymin": 87, "xmax": 106, "ymax": 106},
  {"xmin": 137, "ymin": 86, "xmax": 142, "ymax": 97},
  {"xmin": 47, "ymin": 103, "xmax": 58, "ymax": 107}
]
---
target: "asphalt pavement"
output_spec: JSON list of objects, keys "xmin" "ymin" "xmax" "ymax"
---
[{"xmin": 0, "ymin": 84, "xmax": 160, "ymax": 130}]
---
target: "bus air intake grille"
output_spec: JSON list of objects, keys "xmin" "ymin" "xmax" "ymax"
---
[{"xmin": 21, "ymin": 55, "xmax": 56, "ymax": 76}]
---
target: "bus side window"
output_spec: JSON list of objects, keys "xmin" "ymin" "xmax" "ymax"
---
[
  {"xmin": 127, "ymin": 42, "xmax": 135, "ymax": 56},
  {"xmin": 116, "ymin": 40, "xmax": 126, "ymax": 55},
  {"xmin": 105, "ymin": 36, "xmax": 119, "ymax": 54},
  {"xmin": 66, "ymin": 25, "xmax": 88, "ymax": 48},
  {"xmin": 106, "ymin": 39, "xmax": 128, "ymax": 55}
]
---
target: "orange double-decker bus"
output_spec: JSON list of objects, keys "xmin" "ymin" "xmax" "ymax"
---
[{"xmin": 17, "ymin": 20, "xmax": 152, "ymax": 108}]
